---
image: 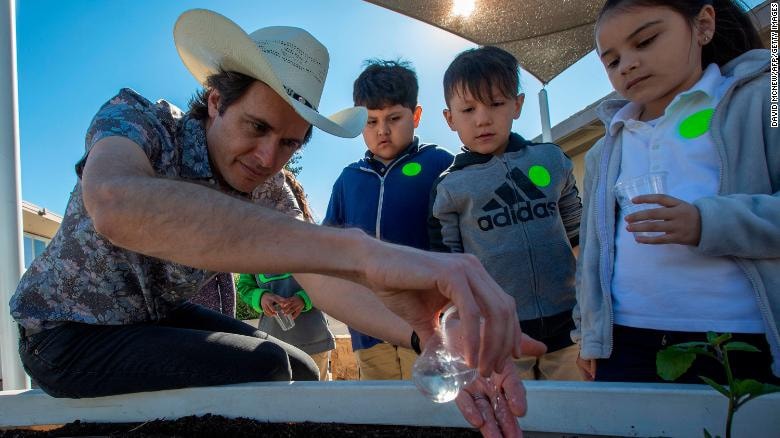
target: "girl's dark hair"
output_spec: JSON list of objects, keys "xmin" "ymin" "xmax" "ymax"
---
[
  {"xmin": 188, "ymin": 70, "xmax": 313, "ymax": 144},
  {"xmin": 283, "ymin": 169, "xmax": 314, "ymax": 223},
  {"xmin": 443, "ymin": 46, "xmax": 521, "ymax": 107},
  {"xmin": 598, "ymin": 0, "xmax": 763, "ymax": 67}
]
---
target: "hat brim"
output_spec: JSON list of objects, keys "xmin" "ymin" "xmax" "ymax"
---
[{"xmin": 174, "ymin": 9, "xmax": 366, "ymax": 138}]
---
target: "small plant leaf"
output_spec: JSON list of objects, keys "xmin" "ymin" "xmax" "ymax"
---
[
  {"xmin": 703, "ymin": 428, "xmax": 713, "ymax": 438},
  {"xmin": 731, "ymin": 379, "xmax": 763, "ymax": 403},
  {"xmin": 724, "ymin": 342, "xmax": 761, "ymax": 353},
  {"xmin": 707, "ymin": 332, "xmax": 731, "ymax": 346},
  {"xmin": 762, "ymin": 383, "xmax": 780, "ymax": 395},
  {"xmin": 671, "ymin": 341, "xmax": 710, "ymax": 350},
  {"xmin": 665, "ymin": 343, "xmax": 711, "ymax": 358},
  {"xmin": 732, "ymin": 379, "xmax": 780, "ymax": 399},
  {"xmin": 657, "ymin": 348, "xmax": 696, "ymax": 381},
  {"xmin": 699, "ymin": 376, "xmax": 729, "ymax": 397},
  {"xmin": 735, "ymin": 379, "xmax": 764, "ymax": 395}
]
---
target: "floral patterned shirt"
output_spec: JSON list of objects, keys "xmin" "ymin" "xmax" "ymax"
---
[{"xmin": 10, "ymin": 88, "xmax": 298, "ymax": 332}]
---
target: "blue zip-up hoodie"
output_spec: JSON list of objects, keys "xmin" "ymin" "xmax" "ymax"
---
[{"xmin": 323, "ymin": 137, "xmax": 454, "ymax": 351}]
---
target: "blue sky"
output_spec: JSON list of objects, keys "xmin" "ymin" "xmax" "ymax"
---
[{"xmin": 17, "ymin": 0, "xmax": 757, "ymax": 220}]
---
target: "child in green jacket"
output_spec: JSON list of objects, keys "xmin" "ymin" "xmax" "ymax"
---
[{"xmin": 237, "ymin": 170, "xmax": 335, "ymax": 380}]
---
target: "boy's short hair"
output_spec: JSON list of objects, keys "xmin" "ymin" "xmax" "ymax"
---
[
  {"xmin": 443, "ymin": 46, "xmax": 521, "ymax": 107},
  {"xmin": 353, "ymin": 59, "xmax": 418, "ymax": 110}
]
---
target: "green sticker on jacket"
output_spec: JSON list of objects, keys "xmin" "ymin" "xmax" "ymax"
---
[
  {"xmin": 679, "ymin": 108, "xmax": 714, "ymax": 139},
  {"xmin": 528, "ymin": 165, "xmax": 551, "ymax": 187},
  {"xmin": 402, "ymin": 162, "xmax": 422, "ymax": 176}
]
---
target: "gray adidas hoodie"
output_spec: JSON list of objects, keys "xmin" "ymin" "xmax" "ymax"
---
[
  {"xmin": 573, "ymin": 49, "xmax": 780, "ymax": 376},
  {"xmin": 429, "ymin": 133, "xmax": 582, "ymax": 345}
]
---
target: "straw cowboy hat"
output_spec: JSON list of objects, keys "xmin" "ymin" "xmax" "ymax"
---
[{"xmin": 174, "ymin": 9, "xmax": 366, "ymax": 138}]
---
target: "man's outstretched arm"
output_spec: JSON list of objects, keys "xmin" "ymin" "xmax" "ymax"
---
[
  {"xmin": 82, "ymin": 136, "xmax": 370, "ymax": 279},
  {"xmin": 82, "ymin": 136, "xmax": 523, "ymax": 376}
]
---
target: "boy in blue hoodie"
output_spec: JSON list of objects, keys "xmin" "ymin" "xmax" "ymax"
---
[
  {"xmin": 323, "ymin": 60, "xmax": 454, "ymax": 380},
  {"xmin": 429, "ymin": 46, "xmax": 582, "ymax": 380}
]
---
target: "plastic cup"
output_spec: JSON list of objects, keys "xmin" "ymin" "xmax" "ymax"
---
[
  {"xmin": 613, "ymin": 172, "xmax": 667, "ymax": 237},
  {"xmin": 272, "ymin": 302, "xmax": 295, "ymax": 331}
]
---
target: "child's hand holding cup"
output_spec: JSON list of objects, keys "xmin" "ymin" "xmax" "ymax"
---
[{"xmin": 613, "ymin": 172, "xmax": 667, "ymax": 237}]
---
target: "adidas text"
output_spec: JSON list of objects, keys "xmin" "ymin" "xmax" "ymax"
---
[{"xmin": 477, "ymin": 201, "xmax": 558, "ymax": 231}]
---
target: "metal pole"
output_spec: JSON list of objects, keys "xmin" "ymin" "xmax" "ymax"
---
[
  {"xmin": 539, "ymin": 87, "xmax": 552, "ymax": 143},
  {"xmin": 0, "ymin": 0, "xmax": 30, "ymax": 391}
]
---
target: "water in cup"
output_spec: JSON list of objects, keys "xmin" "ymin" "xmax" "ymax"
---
[
  {"xmin": 412, "ymin": 306, "xmax": 478, "ymax": 403},
  {"xmin": 413, "ymin": 349, "xmax": 478, "ymax": 403},
  {"xmin": 613, "ymin": 172, "xmax": 667, "ymax": 237},
  {"xmin": 272, "ymin": 302, "xmax": 295, "ymax": 331}
]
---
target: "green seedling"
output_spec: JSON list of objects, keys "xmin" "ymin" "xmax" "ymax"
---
[{"xmin": 656, "ymin": 332, "xmax": 780, "ymax": 438}]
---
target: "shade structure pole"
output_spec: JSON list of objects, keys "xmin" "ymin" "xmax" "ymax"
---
[
  {"xmin": 0, "ymin": 0, "xmax": 30, "ymax": 391},
  {"xmin": 539, "ymin": 87, "xmax": 552, "ymax": 143}
]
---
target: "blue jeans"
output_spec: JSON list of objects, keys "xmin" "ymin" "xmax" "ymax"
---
[{"xmin": 18, "ymin": 302, "xmax": 318, "ymax": 398}]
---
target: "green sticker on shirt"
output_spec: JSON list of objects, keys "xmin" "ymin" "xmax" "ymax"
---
[
  {"xmin": 679, "ymin": 108, "xmax": 714, "ymax": 139},
  {"xmin": 402, "ymin": 162, "xmax": 422, "ymax": 176},
  {"xmin": 528, "ymin": 165, "xmax": 551, "ymax": 187}
]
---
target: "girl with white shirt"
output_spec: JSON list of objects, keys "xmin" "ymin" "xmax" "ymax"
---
[{"xmin": 574, "ymin": 0, "xmax": 779, "ymax": 383}]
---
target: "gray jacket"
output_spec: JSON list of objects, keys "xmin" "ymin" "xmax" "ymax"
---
[
  {"xmin": 430, "ymin": 133, "xmax": 582, "ymax": 329},
  {"xmin": 573, "ymin": 50, "xmax": 780, "ymax": 376}
]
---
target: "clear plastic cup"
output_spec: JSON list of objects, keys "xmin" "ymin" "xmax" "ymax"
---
[
  {"xmin": 412, "ymin": 306, "xmax": 478, "ymax": 403},
  {"xmin": 272, "ymin": 302, "xmax": 295, "ymax": 331},
  {"xmin": 613, "ymin": 172, "xmax": 667, "ymax": 237}
]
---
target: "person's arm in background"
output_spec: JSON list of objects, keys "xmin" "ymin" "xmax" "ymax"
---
[
  {"xmin": 428, "ymin": 176, "xmax": 464, "ymax": 253},
  {"xmin": 321, "ymin": 174, "xmax": 345, "ymax": 228},
  {"xmin": 558, "ymin": 151, "xmax": 583, "ymax": 257},
  {"xmin": 572, "ymin": 147, "xmax": 599, "ymax": 382},
  {"xmin": 236, "ymin": 273, "xmax": 266, "ymax": 315}
]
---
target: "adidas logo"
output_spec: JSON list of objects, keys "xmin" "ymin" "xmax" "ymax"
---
[{"xmin": 477, "ymin": 167, "xmax": 558, "ymax": 231}]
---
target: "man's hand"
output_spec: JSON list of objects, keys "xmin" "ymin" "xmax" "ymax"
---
[
  {"xmin": 363, "ymin": 245, "xmax": 523, "ymax": 376},
  {"xmin": 455, "ymin": 335, "xmax": 546, "ymax": 438},
  {"xmin": 625, "ymin": 194, "xmax": 702, "ymax": 245}
]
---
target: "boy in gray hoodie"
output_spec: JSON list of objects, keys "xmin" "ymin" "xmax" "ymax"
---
[{"xmin": 429, "ymin": 46, "xmax": 582, "ymax": 380}]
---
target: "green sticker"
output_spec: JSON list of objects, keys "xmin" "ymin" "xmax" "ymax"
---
[
  {"xmin": 528, "ymin": 165, "xmax": 551, "ymax": 187},
  {"xmin": 402, "ymin": 162, "xmax": 422, "ymax": 176},
  {"xmin": 679, "ymin": 108, "xmax": 714, "ymax": 139}
]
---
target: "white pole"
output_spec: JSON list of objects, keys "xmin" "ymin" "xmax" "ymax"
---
[
  {"xmin": 0, "ymin": 0, "xmax": 30, "ymax": 391},
  {"xmin": 539, "ymin": 87, "xmax": 552, "ymax": 143}
]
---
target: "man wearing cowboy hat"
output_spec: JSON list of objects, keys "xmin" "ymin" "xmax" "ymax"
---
[{"xmin": 9, "ymin": 9, "xmax": 542, "ymax": 436}]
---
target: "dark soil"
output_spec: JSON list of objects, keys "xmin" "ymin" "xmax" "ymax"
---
[{"xmin": 0, "ymin": 414, "xmax": 481, "ymax": 437}]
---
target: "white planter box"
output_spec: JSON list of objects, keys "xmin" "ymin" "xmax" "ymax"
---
[{"xmin": 1, "ymin": 381, "xmax": 778, "ymax": 437}]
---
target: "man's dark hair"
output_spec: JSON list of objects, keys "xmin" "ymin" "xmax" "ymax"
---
[
  {"xmin": 353, "ymin": 59, "xmax": 418, "ymax": 110},
  {"xmin": 597, "ymin": 0, "xmax": 762, "ymax": 68},
  {"xmin": 443, "ymin": 46, "xmax": 521, "ymax": 107},
  {"xmin": 188, "ymin": 70, "xmax": 313, "ymax": 145}
]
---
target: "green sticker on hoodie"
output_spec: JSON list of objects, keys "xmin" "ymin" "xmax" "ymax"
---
[
  {"xmin": 528, "ymin": 165, "xmax": 551, "ymax": 187},
  {"xmin": 679, "ymin": 108, "xmax": 714, "ymax": 139},
  {"xmin": 402, "ymin": 162, "xmax": 422, "ymax": 176}
]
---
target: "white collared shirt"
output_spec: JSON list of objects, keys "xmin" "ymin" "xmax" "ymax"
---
[{"xmin": 610, "ymin": 63, "xmax": 764, "ymax": 334}]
